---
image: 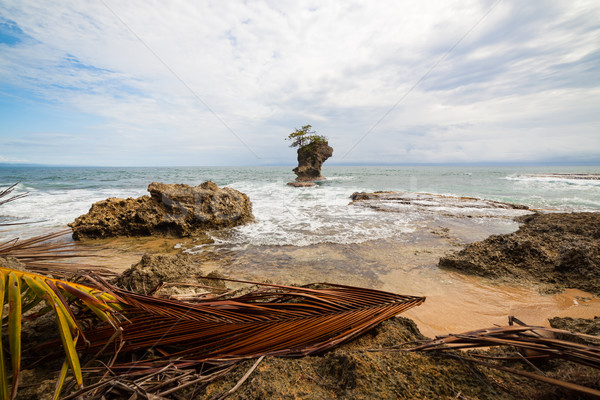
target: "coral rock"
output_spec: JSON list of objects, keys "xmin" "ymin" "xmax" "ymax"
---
[{"xmin": 69, "ymin": 181, "xmax": 253, "ymax": 239}]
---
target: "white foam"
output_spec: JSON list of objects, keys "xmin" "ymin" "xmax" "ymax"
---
[
  {"xmin": 192, "ymin": 181, "xmax": 419, "ymax": 248},
  {"xmin": 0, "ymin": 187, "xmax": 146, "ymax": 228},
  {"xmin": 504, "ymin": 175, "xmax": 600, "ymax": 187}
]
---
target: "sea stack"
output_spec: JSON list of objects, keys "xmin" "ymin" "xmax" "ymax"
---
[
  {"xmin": 292, "ymin": 141, "xmax": 334, "ymax": 182},
  {"xmin": 285, "ymin": 124, "xmax": 333, "ymax": 187}
]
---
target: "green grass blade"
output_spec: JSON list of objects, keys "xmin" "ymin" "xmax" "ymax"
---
[
  {"xmin": 7, "ymin": 273, "xmax": 21, "ymax": 400},
  {"xmin": 52, "ymin": 359, "xmax": 69, "ymax": 400},
  {"xmin": 0, "ymin": 273, "xmax": 9, "ymax": 400}
]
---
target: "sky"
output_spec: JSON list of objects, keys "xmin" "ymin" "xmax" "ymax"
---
[{"xmin": 0, "ymin": 0, "xmax": 599, "ymax": 167}]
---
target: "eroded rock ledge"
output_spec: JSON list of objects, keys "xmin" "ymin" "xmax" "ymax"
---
[
  {"xmin": 69, "ymin": 181, "xmax": 253, "ymax": 240},
  {"xmin": 439, "ymin": 212, "xmax": 600, "ymax": 295},
  {"xmin": 350, "ymin": 191, "xmax": 529, "ymax": 210}
]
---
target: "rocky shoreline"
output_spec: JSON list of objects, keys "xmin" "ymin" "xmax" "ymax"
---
[
  {"xmin": 11, "ymin": 189, "xmax": 600, "ymax": 399},
  {"xmin": 439, "ymin": 212, "xmax": 600, "ymax": 295}
]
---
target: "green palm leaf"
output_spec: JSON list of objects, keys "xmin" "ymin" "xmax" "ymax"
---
[
  {"xmin": 0, "ymin": 266, "xmax": 123, "ymax": 399},
  {"xmin": 0, "ymin": 275, "xmax": 9, "ymax": 400}
]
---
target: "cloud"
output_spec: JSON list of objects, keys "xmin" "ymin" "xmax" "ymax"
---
[{"xmin": 0, "ymin": 0, "xmax": 599, "ymax": 165}]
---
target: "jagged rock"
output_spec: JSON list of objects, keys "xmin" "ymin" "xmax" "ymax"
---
[
  {"xmin": 69, "ymin": 181, "xmax": 254, "ymax": 240},
  {"xmin": 439, "ymin": 212, "xmax": 600, "ymax": 295},
  {"xmin": 117, "ymin": 253, "xmax": 227, "ymax": 294},
  {"xmin": 293, "ymin": 141, "xmax": 333, "ymax": 181}
]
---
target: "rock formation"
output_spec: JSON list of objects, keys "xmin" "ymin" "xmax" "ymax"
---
[
  {"xmin": 69, "ymin": 181, "xmax": 254, "ymax": 239},
  {"xmin": 439, "ymin": 212, "xmax": 600, "ymax": 295},
  {"xmin": 292, "ymin": 141, "xmax": 333, "ymax": 182}
]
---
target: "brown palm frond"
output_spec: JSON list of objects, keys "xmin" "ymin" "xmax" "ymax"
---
[
  {"xmin": 81, "ymin": 277, "xmax": 425, "ymax": 373},
  {"xmin": 408, "ymin": 324, "xmax": 600, "ymax": 368},
  {"xmin": 407, "ymin": 320, "xmax": 600, "ymax": 397},
  {"xmin": 0, "ymin": 183, "xmax": 27, "ymax": 208},
  {"xmin": 0, "ymin": 230, "xmax": 114, "ymax": 278}
]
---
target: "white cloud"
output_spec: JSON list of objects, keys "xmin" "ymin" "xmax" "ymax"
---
[{"xmin": 0, "ymin": 0, "xmax": 599, "ymax": 165}]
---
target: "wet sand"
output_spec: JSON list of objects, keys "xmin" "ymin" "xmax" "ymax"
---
[{"xmin": 73, "ymin": 214, "xmax": 600, "ymax": 338}]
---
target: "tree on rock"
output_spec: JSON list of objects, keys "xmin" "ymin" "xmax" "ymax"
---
[
  {"xmin": 286, "ymin": 124, "xmax": 328, "ymax": 149},
  {"xmin": 286, "ymin": 124, "xmax": 333, "ymax": 183}
]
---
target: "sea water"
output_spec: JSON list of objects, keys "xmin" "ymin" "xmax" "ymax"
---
[
  {"xmin": 3, "ymin": 165, "xmax": 600, "ymax": 336},
  {"xmin": 1, "ymin": 165, "xmax": 599, "ymax": 245}
]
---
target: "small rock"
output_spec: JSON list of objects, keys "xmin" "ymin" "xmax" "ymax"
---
[{"xmin": 287, "ymin": 181, "xmax": 316, "ymax": 187}]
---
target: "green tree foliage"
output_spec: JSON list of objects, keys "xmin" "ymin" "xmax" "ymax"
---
[{"xmin": 286, "ymin": 124, "xmax": 328, "ymax": 148}]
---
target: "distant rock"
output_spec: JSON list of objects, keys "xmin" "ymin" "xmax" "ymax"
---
[
  {"xmin": 69, "ymin": 181, "xmax": 254, "ymax": 239},
  {"xmin": 349, "ymin": 191, "xmax": 530, "ymax": 219},
  {"xmin": 287, "ymin": 181, "xmax": 316, "ymax": 187},
  {"xmin": 292, "ymin": 141, "xmax": 333, "ymax": 182}
]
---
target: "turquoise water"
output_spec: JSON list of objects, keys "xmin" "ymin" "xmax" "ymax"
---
[{"xmin": 1, "ymin": 165, "xmax": 599, "ymax": 245}]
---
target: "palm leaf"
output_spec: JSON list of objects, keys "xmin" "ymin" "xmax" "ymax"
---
[
  {"xmin": 0, "ymin": 275, "xmax": 9, "ymax": 400},
  {"xmin": 82, "ymin": 278, "xmax": 425, "ymax": 373},
  {"xmin": 0, "ymin": 183, "xmax": 27, "ymax": 208},
  {"xmin": 407, "ymin": 321, "xmax": 600, "ymax": 397},
  {"xmin": 1, "ymin": 265, "xmax": 425, "ymax": 397},
  {"xmin": 0, "ymin": 266, "xmax": 123, "ymax": 399}
]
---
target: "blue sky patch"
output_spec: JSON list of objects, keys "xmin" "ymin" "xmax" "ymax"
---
[{"xmin": 0, "ymin": 19, "xmax": 24, "ymax": 46}]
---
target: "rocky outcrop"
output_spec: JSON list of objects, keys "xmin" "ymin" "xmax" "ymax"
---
[
  {"xmin": 69, "ymin": 181, "xmax": 254, "ymax": 240},
  {"xmin": 117, "ymin": 253, "xmax": 227, "ymax": 294},
  {"xmin": 292, "ymin": 141, "xmax": 333, "ymax": 181},
  {"xmin": 350, "ymin": 191, "xmax": 529, "ymax": 209},
  {"xmin": 286, "ymin": 181, "xmax": 316, "ymax": 187},
  {"xmin": 439, "ymin": 212, "xmax": 600, "ymax": 295}
]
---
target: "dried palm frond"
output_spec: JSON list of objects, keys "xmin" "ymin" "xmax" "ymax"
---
[
  {"xmin": 0, "ymin": 229, "xmax": 114, "ymax": 278},
  {"xmin": 82, "ymin": 277, "xmax": 426, "ymax": 374},
  {"xmin": 407, "ymin": 319, "xmax": 600, "ymax": 398},
  {"xmin": 0, "ymin": 183, "xmax": 27, "ymax": 208},
  {"xmin": 1, "ymin": 266, "xmax": 425, "ymax": 399}
]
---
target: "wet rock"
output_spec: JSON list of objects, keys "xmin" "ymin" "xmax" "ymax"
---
[
  {"xmin": 439, "ymin": 212, "xmax": 600, "ymax": 295},
  {"xmin": 350, "ymin": 191, "xmax": 530, "ymax": 210},
  {"xmin": 69, "ymin": 181, "xmax": 254, "ymax": 239},
  {"xmin": 293, "ymin": 141, "xmax": 333, "ymax": 181},
  {"xmin": 117, "ymin": 253, "xmax": 226, "ymax": 294},
  {"xmin": 286, "ymin": 181, "xmax": 316, "ymax": 187}
]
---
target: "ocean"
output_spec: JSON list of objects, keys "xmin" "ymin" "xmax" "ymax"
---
[
  {"xmin": 2, "ymin": 164, "xmax": 600, "ymax": 336},
  {"xmin": 1, "ymin": 165, "xmax": 600, "ymax": 245}
]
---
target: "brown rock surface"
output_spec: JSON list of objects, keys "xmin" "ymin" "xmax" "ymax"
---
[
  {"xmin": 439, "ymin": 212, "xmax": 600, "ymax": 295},
  {"xmin": 350, "ymin": 191, "xmax": 529, "ymax": 210},
  {"xmin": 286, "ymin": 181, "xmax": 316, "ymax": 187},
  {"xmin": 117, "ymin": 253, "xmax": 226, "ymax": 294},
  {"xmin": 293, "ymin": 141, "xmax": 333, "ymax": 181},
  {"xmin": 69, "ymin": 181, "xmax": 253, "ymax": 239}
]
